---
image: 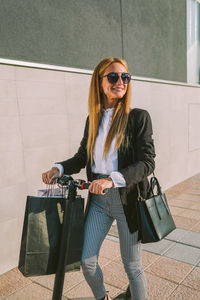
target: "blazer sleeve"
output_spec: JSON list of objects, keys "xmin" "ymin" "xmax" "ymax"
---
[
  {"xmin": 119, "ymin": 109, "xmax": 156, "ymax": 189},
  {"xmin": 56, "ymin": 117, "xmax": 89, "ymax": 175}
]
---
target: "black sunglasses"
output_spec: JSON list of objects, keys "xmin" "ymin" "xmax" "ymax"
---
[{"xmin": 101, "ymin": 72, "xmax": 131, "ymax": 84}]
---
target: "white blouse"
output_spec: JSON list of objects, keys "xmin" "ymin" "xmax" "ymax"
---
[{"xmin": 55, "ymin": 108, "xmax": 126, "ymax": 187}]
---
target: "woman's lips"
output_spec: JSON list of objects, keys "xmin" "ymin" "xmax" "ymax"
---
[{"xmin": 112, "ymin": 86, "xmax": 124, "ymax": 91}]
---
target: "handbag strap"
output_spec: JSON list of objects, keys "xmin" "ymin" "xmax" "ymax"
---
[
  {"xmin": 136, "ymin": 172, "xmax": 161, "ymax": 200},
  {"xmin": 150, "ymin": 177, "xmax": 162, "ymax": 195}
]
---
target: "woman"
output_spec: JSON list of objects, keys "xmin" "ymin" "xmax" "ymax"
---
[{"xmin": 42, "ymin": 57, "xmax": 155, "ymax": 300}]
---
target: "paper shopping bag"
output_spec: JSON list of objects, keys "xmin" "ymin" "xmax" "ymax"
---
[{"xmin": 18, "ymin": 195, "xmax": 84, "ymax": 277}]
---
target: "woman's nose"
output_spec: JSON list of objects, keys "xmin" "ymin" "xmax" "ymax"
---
[{"xmin": 116, "ymin": 75, "xmax": 123, "ymax": 84}]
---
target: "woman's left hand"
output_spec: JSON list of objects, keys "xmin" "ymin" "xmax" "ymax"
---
[{"xmin": 89, "ymin": 177, "xmax": 114, "ymax": 195}]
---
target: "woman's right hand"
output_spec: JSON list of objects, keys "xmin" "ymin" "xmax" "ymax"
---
[{"xmin": 42, "ymin": 167, "xmax": 60, "ymax": 184}]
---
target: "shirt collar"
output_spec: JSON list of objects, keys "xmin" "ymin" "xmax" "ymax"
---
[{"xmin": 103, "ymin": 107, "xmax": 115, "ymax": 115}]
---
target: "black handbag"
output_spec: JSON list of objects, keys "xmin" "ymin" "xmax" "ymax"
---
[
  {"xmin": 137, "ymin": 176, "xmax": 176, "ymax": 243},
  {"xmin": 18, "ymin": 194, "xmax": 84, "ymax": 277}
]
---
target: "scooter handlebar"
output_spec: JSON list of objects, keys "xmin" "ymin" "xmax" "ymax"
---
[
  {"xmin": 80, "ymin": 181, "xmax": 108, "ymax": 194},
  {"xmin": 56, "ymin": 176, "xmax": 108, "ymax": 194}
]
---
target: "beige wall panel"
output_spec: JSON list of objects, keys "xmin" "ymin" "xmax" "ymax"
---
[
  {"xmin": 19, "ymin": 115, "xmax": 69, "ymax": 149},
  {"xmin": 190, "ymin": 152, "xmax": 200, "ymax": 175},
  {"xmin": 188, "ymin": 103, "xmax": 200, "ymax": 151},
  {"xmin": 16, "ymin": 80, "xmax": 66, "ymax": 101},
  {"xmin": 0, "ymin": 98, "xmax": 18, "ymax": 116},
  {"xmin": 0, "ymin": 151, "xmax": 25, "ymax": 188},
  {"xmin": 0, "ymin": 182, "xmax": 27, "ymax": 223},
  {"xmin": 132, "ymin": 80, "xmax": 200, "ymax": 189},
  {"xmin": 0, "ymin": 79, "xmax": 17, "ymax": 99},
  {"xmin": 0, "ymin": 218, "xmax": 23, "ymax": 275},
  {"xmin": 15, "ymin": 67, "xmax": 66, "ymax": 119},
  {"xmin": 18, "ymin": 96, "xmax": 68, "ymax": 116},
  {"xmin": 0, "ymin": 65, "xmax": 15, "ymax": 80},
  {"xmin": 23, "ymin": 143, "xmax": 70, "ymax": 194},
  {"xmin": 64, "ymin": 72, "xmax": 90, "ymax": 155},
  {"xmin": 67, "ymin": 114, "xmax": 87, "ymax": 154},
  {"xmin": 64, "ymin": 72, "xmax": 89, "ymax": 117},
  {"xmin": 0, "ymin": 116, "xmax": 23, "ymax": 152},
  {"xmin": 15, "ymin": 67, "xmax": 65, "ymax": 82},
  {"xmin": 132, "ymin": 81, "xmax": 172, "ymax": 178}
]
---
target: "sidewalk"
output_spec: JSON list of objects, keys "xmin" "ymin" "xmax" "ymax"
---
[{"xmin": 0, "ymin": 173, "xmax": 200, "ymax": 300}]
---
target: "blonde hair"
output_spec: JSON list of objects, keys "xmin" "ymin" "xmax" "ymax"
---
[{"xmin": 87, "ymin": 57, "xmax": 131, "ymax": 164}]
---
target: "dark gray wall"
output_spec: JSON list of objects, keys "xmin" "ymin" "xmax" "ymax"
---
[
  {"xmin": 122, "ymin": 0, "xmax": 187, "ymax": 82},
  {"xmin": 0, "ymin": 0, "xmax": 187, "ymax": 82}
]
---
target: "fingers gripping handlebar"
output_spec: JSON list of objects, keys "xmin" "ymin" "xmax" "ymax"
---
[{"xmin": 55, "ymin": 175, "xmax": 108, "ymax": 193}]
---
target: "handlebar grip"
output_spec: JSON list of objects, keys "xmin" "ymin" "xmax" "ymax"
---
[
  {"xmin": 81, "ymin": 182, "xmax": 108, "ymax": 194},
  {"xmin": 81, "ymin": 182, "xmax": 90, "ymax": 190}
]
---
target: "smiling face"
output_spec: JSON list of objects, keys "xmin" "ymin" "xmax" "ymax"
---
[{"xmin": 101, "ymin": 62, "xmax": 128, "ymax": 108}]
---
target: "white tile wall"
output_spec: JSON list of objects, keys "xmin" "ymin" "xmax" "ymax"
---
[
  {"xmin": 16, "ymin": 81, "xmax": 66, "ymax": 101},
  {"xmin": 64, "ymin": 72, "xmax": 89, "ymax": 117},
  {"xmin": 0, "ymin": 182, "xmax": 28, "ymax": 223},
  {"xmin": 0, "ymin": 65, "xmax": 15, "ymax": 80},
  {"xmin": 23, "ymin": 143, "xmax": 70, "ymax": 183},
  {"xmin": 189, "ymin": 103, "xmax": 200, "ymax": 150},
  {"xmin": 15, "ymin": 67, "xmax": 65, "ymax": 82},
  {"xmin": 0, "ymin": 79, "xmax": 17, "ymax": 99},
  {"xmin": 0, "ymin": 116, "xmax": 23, "ymax": 151},
  {"xmin": 0, "ymin": 151, "xmax": 25, "ymax": 188},
  {"xmin": 20, "ymin": 114, "xmax": 69, "ymax": 148},
  {"xmin": 0, "ymin": 218, "xmax": 23, "ymax": 275},
  {"xmin": 133, "ymin": 80, "xmax": 200, "ymax": 189}
]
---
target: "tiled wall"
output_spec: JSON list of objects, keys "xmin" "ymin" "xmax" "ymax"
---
[
  {"xmin": 132, "ymin": 81, "xmax": 200, "ymax": 188},
  {"xmin": 0, "ymin": 64, "xmax": 200, "ymax": 274},
  {"xmin": 0, "ymin": 64, "xmax": 90, "ymax": 274}
]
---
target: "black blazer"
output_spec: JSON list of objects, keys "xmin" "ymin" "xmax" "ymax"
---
[{"xmin": 58, "ymin": 108, "xmax": 156, "ymax": 233}]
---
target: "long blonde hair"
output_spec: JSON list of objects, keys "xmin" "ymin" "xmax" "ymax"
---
[{"xmin": 87, "ymin": 57, "xmax": 131, "ymax": 164}]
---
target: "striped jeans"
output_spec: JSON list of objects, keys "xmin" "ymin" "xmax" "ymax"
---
[{"xmin": 81, "ymin": 186, "xmax": 147, "ymax": 300}]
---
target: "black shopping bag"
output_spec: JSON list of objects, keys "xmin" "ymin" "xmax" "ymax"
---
[
  {"xmin": 18, "ymin": 195, "xmax": 84, "ymax": 277},
  {"xmin": 137, "ymin": 177, "xmax": 176, "ymax": 243}
]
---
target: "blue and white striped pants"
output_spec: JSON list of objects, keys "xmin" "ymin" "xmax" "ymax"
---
[{"xmin": 81, "ymin": 187, "xmax": 147, "ymax": 300}]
